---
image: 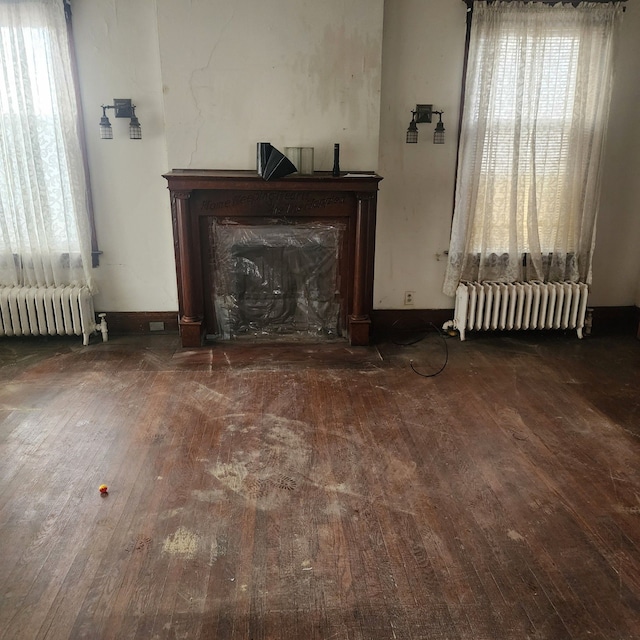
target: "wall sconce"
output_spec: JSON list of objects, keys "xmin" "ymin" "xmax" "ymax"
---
[
  {"xmin": 99, "ymin": 99, "xmax": 142, "ymax": 140},
  {"xmin": 405, "ymin": 104, "xmax": 445, "ymax": 144}
]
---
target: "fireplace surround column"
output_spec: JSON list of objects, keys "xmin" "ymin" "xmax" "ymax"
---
[
  {"xmin": 348, "ymin": 191, "xmax": 377, "ymax": 346},
  {"xmin": 172, "ymin": 190, "xmax": 205, "ymax": 346}
]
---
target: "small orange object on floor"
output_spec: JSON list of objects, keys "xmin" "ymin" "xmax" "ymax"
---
[{"xmin": 99, "ymin": 484, "xmax": 108, "ymax": 494}]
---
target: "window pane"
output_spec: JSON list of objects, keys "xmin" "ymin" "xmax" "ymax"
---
[{"xmin": 470, "ymin": 29, "xmax": 580, "ymax": 254}]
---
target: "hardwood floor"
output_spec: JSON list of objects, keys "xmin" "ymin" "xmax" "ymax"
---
[{"xmin": 0, "ymin": 331, "xmax": 639, "ymax": 639}]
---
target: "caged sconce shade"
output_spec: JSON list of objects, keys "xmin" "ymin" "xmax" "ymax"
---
[
  {"xmin": 129, "ymin": 106, "xmax": 141, "ymax": 139},
  {"xmin": 405, "ymin": 104, "xmax": 445, "ymax": 144},
  {"xmin": 406, "ymin": 111, "xmax": 418, "ymax": 144},
  {"xmin": 99, "ymin": 106, "xmax": 112, "ymax": 139},
  {"xmin": 433, "ymin": 111, "xmax": 445, "ymax": 144},
  {"xmin": 99, "ymin": 99, "xmax": 141, "ymax": 140}
]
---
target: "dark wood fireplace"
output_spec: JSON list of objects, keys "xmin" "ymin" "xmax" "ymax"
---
[{"xmin": 163, "ymin": 169, "xmax": 382, "ymax": 348}]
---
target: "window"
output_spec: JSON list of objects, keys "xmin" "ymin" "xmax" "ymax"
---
[
  {"xmin": 444, "ymin": 1, "xmax": 622, "ymax": 296},
  {"xmin": 0, "ymin": 0, "xmax": 95, "ymax": 288},
  {"xmin": 472, "ymin": 29, "xmax": 580, "ymax": 255}
]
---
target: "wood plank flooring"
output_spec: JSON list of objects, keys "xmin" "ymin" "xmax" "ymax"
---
[{"xmin": 0, "ymin": 331, "xmax": 639, "ymax": 639}]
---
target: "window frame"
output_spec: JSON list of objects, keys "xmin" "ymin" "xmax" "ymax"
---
[{"xmin": 63, "ymin": 0, "xmax": 100, "ymax": 267}]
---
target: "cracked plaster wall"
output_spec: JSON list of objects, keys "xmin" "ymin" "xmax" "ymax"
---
[
  {"xmin": 156, "ymin": 0, "xmax": 384, "ymax": 171},
  {"xmin": 375, "ymin": 0, "xmax": 640, "ymax": 310},
  {"xmin": 71, "ymin": 0, "xmax": 640, "ymax": 314},
  {"xmin": 73, "ymin": 0, "xmax": 176, "ymax": 312}
]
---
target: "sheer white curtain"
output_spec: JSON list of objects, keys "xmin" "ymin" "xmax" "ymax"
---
[
  {"xmin": 0, "ymin": 0, "xmax": 93, "ymax": 289},
  {"xmin": 443, "ymin": 1, "xmax": 623, "ymax": 297}
]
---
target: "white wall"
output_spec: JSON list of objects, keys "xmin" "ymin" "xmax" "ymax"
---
[
  {"xmin": 375, "ymin": 0, "xmax": 467, "ymax": 310},
  {"xmin": 591, "ymin": 2, "xmax": 640, "ymax": 307},
  {"xmin": 377, "ymin": 0, "xmax": 640, "ymax": 310},
  {"xmin": 72, "ymin": 0, "xmax": 640, "ymax": 314},
  {"xmin": 156, "ymin": 0, "xmax": 384, "ymax": 171},
  {"xmin": 74, "ymin": 0, "xmax": 384, "ymax": 312},
  {"xmin": 73, "ymin": 0, "xmax": 176, "ymax": 312}
]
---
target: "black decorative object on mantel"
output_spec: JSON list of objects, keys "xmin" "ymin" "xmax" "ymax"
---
[
  {"xmin": 257, "ymin": 144, "xmax": 297, "ymax": 181},
  {"xmin": 256, "ymin": 142, "xmax": 272, "ymax": 176},
  {"xmin": 332, "ymin": 143, "xmax": 340, "ymax": 176}
]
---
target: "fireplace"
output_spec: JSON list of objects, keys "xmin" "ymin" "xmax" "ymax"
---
[{"xmin": 163, "ymin": 170, "xmax": 382, "ymax": 348}]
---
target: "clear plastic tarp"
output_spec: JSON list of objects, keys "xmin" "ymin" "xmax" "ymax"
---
[{"xmin": 209, "ymin": 220, "xmax": 345, "ymax": 340}]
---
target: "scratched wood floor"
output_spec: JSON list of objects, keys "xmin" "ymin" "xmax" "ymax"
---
[{"xmin": 0, "ymin": 330, "xmax": 639, "ymax": 640}]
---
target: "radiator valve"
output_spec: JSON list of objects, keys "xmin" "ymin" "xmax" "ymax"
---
[
  {"xmin": 98, "ymin": 313, "xmax": 108, "ymax": 342},
  {"xmin": 584, "ymin": 308, "xmax": 593, "ymax": 336},
  {"xmin": 442, "ymin": 320, "xmax": 457, "ymax": 336}
]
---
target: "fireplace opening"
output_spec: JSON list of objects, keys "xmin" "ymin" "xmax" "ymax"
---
[{"xmin": 209, "ymin": 220, "xmax": 345, "ymax": 341}]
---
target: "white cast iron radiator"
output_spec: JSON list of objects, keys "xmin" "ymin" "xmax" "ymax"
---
[
  {"xmin": 0, "ymin": 286, "xmax": 108, "ymax": 346},
  {"xmin": 448, "ymin": 281, "xmax": 589, "ymax": 341}
]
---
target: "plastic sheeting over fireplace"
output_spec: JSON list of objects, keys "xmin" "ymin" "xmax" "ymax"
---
[{"xmin": 209, "ymin": 221, "xmax": 344, "ymax": 340}]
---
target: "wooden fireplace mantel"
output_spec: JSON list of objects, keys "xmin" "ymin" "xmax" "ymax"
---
[{"xmin": 163, "ymin": 169, "xmax": 383, "ymax": 348}]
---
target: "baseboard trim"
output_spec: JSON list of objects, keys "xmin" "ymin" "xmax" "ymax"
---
[
  {"xmin": 98, "ymin": 307, "xmax": 638, "ymax": 338},
  {"xmin": 98, "ymin": 311, "xmax": 179, "ymax": 335},
  {"xmin": 371, "ymin": 305, "xmax": 638, "ymax": 341},
  {"xmin": 371, "ymin": 309, "xmax": 454, "ymax": 342},
  {"xmin": 591, "ymin": 306, "xmax": 638, "ymax": 336}
]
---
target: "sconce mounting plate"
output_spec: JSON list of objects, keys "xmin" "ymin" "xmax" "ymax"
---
[
  {"xmin": 415, "ymin": 104, "xmax": 433, "ymax": 124},
  {"xmin": 113, "ymin": 98, "xmax": 134, "ymax": 118}
]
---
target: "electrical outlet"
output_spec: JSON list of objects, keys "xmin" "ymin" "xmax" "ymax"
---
[
  {"xmin": 404, "ymin": 291, "xmax": 415, "ymax": 306},
  {"xmin": 149, "ymin": 321, "xmax": 165, "ymax": 332}
]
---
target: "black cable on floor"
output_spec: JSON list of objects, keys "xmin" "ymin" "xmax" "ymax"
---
[
  {"xmin": 390, "ymin": 320, "xmax": 449, "ymax": 377},
  {"xmin": 410, "ymin": 323, "xmax": 449, "ymax": 378}
]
